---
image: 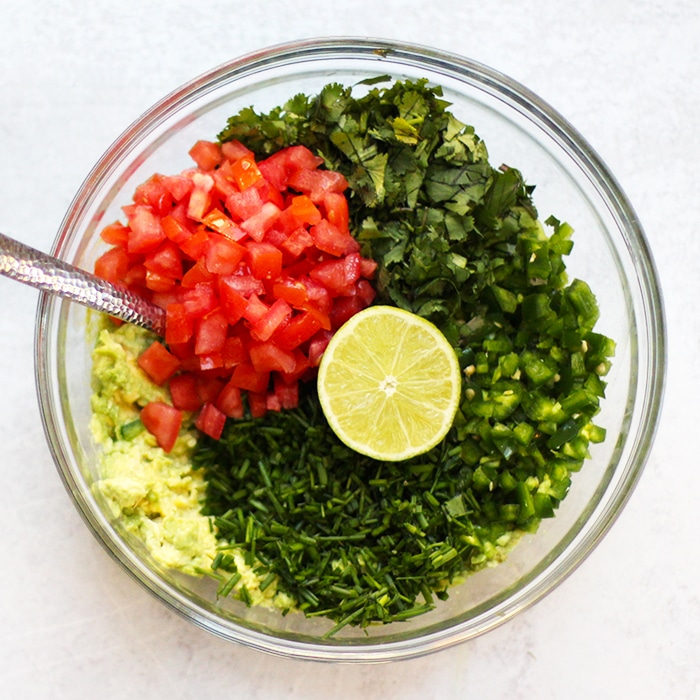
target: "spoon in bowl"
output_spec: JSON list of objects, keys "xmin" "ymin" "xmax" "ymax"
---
[{"xmin": 0, "ymin": 232, "xmax": 165, "ymax": 335}]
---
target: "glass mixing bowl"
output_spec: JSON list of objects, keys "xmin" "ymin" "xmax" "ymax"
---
[{"xmin": 34, "ymin": 38, "xmax": 665, "ymax": 662}]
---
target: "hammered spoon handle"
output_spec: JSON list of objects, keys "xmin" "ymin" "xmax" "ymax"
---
[{"xmin": 0, "ymin": 232, "xmax": 165, "ymax": 335}]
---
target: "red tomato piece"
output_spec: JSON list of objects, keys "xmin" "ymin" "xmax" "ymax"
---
[
  {"xmin": 273, "ymin": 375, "xmax": 299, "ymax": 409},
  {"xmin": 182, "ymin": 282, "xmax": 218, "ymax": 320},
  {"xmin": 197, "ymin": 376, "xmax": 225, "ymax": 405},
  {"xmin": 218, "ymin": 282, "xmax": 248, "ymax": 325},
  {"xmin": 94, "ymin": 247, "xmax": 130, "ymax": 284},
  {"xmin": 188, "ymin": 140, "xmax": 223, "ymax": 171},
  {"xmin": 249, "ymin": 341, "xmax": 297, "ymax": 374},
  {"xmin": 310, "ymin": 219, "xmax": 358, "ymax": 257},
  {"xmin": 230, "ymin": 362, "xmax": 270, "ymax": 393},
  {"xmin": 100, "ymin": 221, "xmax": 131, "ymax": 247},
  {"xmin": 290, "ymin": 194, "xmax": 322, "ymax": 226},
  {"xmin": 181, "ymin": 259, "xmax": 215, "ymax": 288},
  {"xmin": 195, "ymin": 402, "xmax": 227, "ymax": 440},
  {"xmin": 179, "ymin": 227, "xmax": 209, "ymax": 260},
  {"xmin": 134, "ymin": 174, "xmax": 175, "ymax": 216},
  {"xmin": 257, "ymin": 150, "xmax": 290, "ymax": 191},
  {"xmin": 201, "ymin": 208, "xmax": 245, "ymax": 241},
  {"xmin": 215, "ymin": 381, "xmax": 244, "ymax": 418},
  {"xmin": 272, "ymin": 278, "xmax": 309, "ymax": 307},
  {"xmin": 323, "ymin": 192, "xmax": 350, "ymax": 233},
  {"xmin": 241, "ymin": 202, "xmax": 281, "ymax": 242},
  {"xmin": 221, "ymin": 139, "xmax": 254, "ymax": 162},
  {"xmin": 250, "ymin": 298, "xmax": 292, "ymax": 342},
  {"xmin": 145, "ymin": 269, "xmax": 177, "ymax": 292},
  {"xmin": 204, "ymin": 233, "xmax": 246, "ymax": 275},
  {"xmin": 242, "ymin": 292, "xmax": 270, "ymax": 323},
  {"xmin": 187, "ymin": 173, "xmax": 214, "ymax": 221},
  {"xmin": 222, "ymin": 334, "xmax": 247, "ymax": 368},
  {"xmin": 144, "ymin": 240, "xmax": 184, "ymax": 280},
  {"xmin": 288, "ymin": 168, "xmax": 348, "ymax": 203},
  {"xmin": 141, "ymin": 401, "xmax": 183, "ymax": 452},
  {"xmin": 309, "ymin": 253, "xmax": 361, "ymax": 296},
  {"xmin": 273, "ymin": 311, "xmax": 323, "ymax": 351},
  {"xmin": 169, "ymin": 372, "xmax": 203, "ymax": 412},
  {"xmin": 330, "ymin": 295, "xmax": 364, "ymax": 330},
  {"xmin": 280, "ymin": 227, "xmax": 315, "ymax": 258},
  {"xmin": 126, "ymin": 205, "xmax": 166, "ymax": 254},
  {"xmin": 161, "ymin": 214, "xmax": 192, "ymax": 246},
  {"xmin": 225, "ymin": 186, "xmax": 263, "ymax": 221},
  {"xmin": 138, "ymin": 341, "xmax": 181, "ymax": 385},
  {"xmin": 162, "ymin": 175, "xmax": 194, "ymax": 202},
  {"xmin": 247, "ymin": 240, "xmax": 283, "ymax": 281},
  {"xmin": 231, "ymin": 154, "xmax": 263, "ymax": 190},
  {"xmin": 247, "ymin": 391, "xmax": 268, "ymax": 418},
  {"xmin": 307, "ymin": 330, "xmax": 333, "ymax": 367},
  {"xmin": 195, "ymin": 308, "xmax": 228, "ymax": 356}
]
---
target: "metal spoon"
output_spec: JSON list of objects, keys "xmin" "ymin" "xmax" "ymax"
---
[{"xmin": 0, "ymin": 232, "xmax": 165, "ymax": 335}]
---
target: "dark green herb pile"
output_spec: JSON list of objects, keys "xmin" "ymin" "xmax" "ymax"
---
[{"xmin": 191, "ymin": 78, "xmax": 615, "ymax": 632}]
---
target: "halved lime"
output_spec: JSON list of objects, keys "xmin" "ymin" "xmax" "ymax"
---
[{"xmin": 317, "ymin": 305, "xmax": 462, "ymax": 461}]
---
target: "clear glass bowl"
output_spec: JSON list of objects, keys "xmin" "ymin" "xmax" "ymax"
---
[{"xmin": 34, "ymin": 38, "xmax": 665, "ymax": 662}]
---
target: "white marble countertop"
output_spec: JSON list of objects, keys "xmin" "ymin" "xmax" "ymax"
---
[{"xmin": 1, "ymin": 1, "xmax": 697, "ymax": 697}]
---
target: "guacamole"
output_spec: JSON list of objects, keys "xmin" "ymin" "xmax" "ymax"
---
[{"xmin": 90, "ymin": 320, "xmax": 295, "ymax": 610}]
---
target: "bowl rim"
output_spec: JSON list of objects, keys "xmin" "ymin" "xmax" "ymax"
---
[{"xmin": 34, "ymin": 36, "xmax": 666, "ymax": 662}]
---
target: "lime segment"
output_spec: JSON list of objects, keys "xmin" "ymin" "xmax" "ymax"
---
[{"xmin": 317, "ymin": 306, "xmax": 461, "ymax": 461}]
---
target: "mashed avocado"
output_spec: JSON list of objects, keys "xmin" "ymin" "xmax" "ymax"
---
[{"xmin": 90, "ymin": 320, "xmax": 295, "ymax": 610}]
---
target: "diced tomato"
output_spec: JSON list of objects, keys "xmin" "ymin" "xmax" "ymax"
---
[
  {"xmin": 144, "ymin": 240, "xmax": 183, "ymax": 280},
  {"xmin": 94, "ymin": 247, "xmax": 130, "ymax": 284},
  {"xmin": 288, "ymin": 168, "xmax": 348, "ymax": 203},
  {"xmin": 309, "ymin": 253, "xmax": 361, "ymax": 296},
  {"xmin": 162, "ymin": 175, "xmax": 194, "ymax": 202},
  {"xmin": 204, "ymin": 234, "xmax": 246, "ymax": 275},
  {"xmin": 179, "ymin": 226, "xmax": 209, "ymax": 260},
  {"xmin": 249, "ymin": 341, "xmax": 297, "ymax": 374},
  {"xmin": 95, "ymin": 142, "xmax": 380, "ymax": 443},
  {"xmin": 310, "ymin": 219, "xmax": 357, "ymax": 257},
  {"xmin": 290, "ymin": 194, "xmax": 322, "ymax": 226},
  {"xmin": 273, "ymin": 311, "xmax": 323, "ymax": 350},
  {"xmin": 196, "ymin": 376, "xmax": 225, "ymax": 404},
  {"xmin": 250, "ymin": 298, "xmax": 292, "ymax": 342},
  {"xmin": 141, "ymin": 401, "xmax": 183, "ymax": 452},
  {"xmin": 134, "ymin": 174, "xmax": 174, "ymax": 216},
  {"xmin": 161, "ymin": 214, "xmax": 193, "ymax": 246},
  {"xmin": 188, "ymin": 140, "xmax": 223, "ymax": 171},
  {"xmin": 187, "ymin": 173, "xmax": 214, "ymax": 221},
  {"xmin": 181, "ymin": 259, "xmax": 215, "ymax": 288},
  {"xmin": 272, "ymin": 278, "xmax": 308, "ymax": 307},
  {"xmin": 137, "ymin": 341, "xmax": 181, "ymax": 385},
  {"xmin": 100, "ymin": 221, "xmax": 131, "ymax": 247},
  {"xmin": 201, "ymin": 208, "xmax": 245, "ymax": 241},
  {"xmin": 242, "ymin": 292, "xmax": 269, "ymax": 323},
  {"xmin": 280, "ymin": 227, "xmax": 314, "ymax": 258},
  {"xmin": 225, "ymin": 186, "xmax": 263, "ymax": 221},
  {"xmin": 230, "ymin": 362, "xmax": 270, "ymax": 393},
  {"xmin": 182, "ymin": 282, "xmax": 218, "ymax": 320},
  {"xmin": 215, "ymin": 381, "xmax": 244, "ymax": 418},
  {"xmin": 169, "ymin": 372, "xmax": 202, "ymax": 412},
  {"xmin": 273, "ymin": 375, "xmax": 299, "ymax": 409},
  {"xmin": 247, "ymin": 241, "xmax": 283, "ymax": 281},
  {"xmin": 247, "ymin": 391, "xmax": 268, "ymax": 418},
  {"xmin": 231, "ymin": 154, "xmax": 263, "ymax": 190},
  {"xmin": 221, "ymin": 139, "xmax": 254, "ymax": 163},
  {"xmin": 194, "ymin": 308, "xmax": 228, "ymax": 355},
  {"xmin": 195, "ymin": 402, "xmax": 227, "ymax": 440},
  {"xmin": 307, "ymin": 330, "xmax": 333, "ymax": 367},
  {"xmin": 241, "ymin": 202, "xmax": 281, "ymax": 242},
  {"xmin": 145, "ymin": 269, "xmax": 177, "ymax": 292},
  {"xmin": 126, "ymin": 205, "xmax": 166, "ymax": 254},
  {"xmin": 222, "ymin": 334, "xmax": 246, "ymax": 367},
  {"xmin": 323, "ymin": 192, "xmax": 350, "ymax": 233}
]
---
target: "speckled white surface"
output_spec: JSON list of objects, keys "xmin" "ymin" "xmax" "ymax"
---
[{"xmin": 1, "ymin": 1, "xmax": 698, "ymax": 698}]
